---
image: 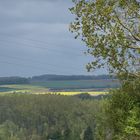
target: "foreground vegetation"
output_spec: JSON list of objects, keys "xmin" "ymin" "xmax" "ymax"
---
[
  {"xmin": 70, "ymin": 1, "xmax": 140, "ymax": 139},
  {"xmin": 107, "ymin": 80, "xmax": 140, "ymax": 139},
  {"xmin": 0, "ymin": 81, "xmax": 139, "ymax": 140},
  {"xmin": 0, "ymin": 94, "xmax": 107, "ymax": 140},
  {"xmin": 0, "ymin": 0, "xmax": 139, "ymax": 139}
]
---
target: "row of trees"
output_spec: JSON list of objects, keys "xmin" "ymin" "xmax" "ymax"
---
[
  {"xmin": 0, "ymin": 94, "xmax": 106, "ymax": 140},
  {"xmin": 0, "ymin": 77, "xmax": 29, "ymax": 85},
  {"xmin": 31, "ymin": 74, "xmax": 116, "ymax": 82},
  {"xmin": 0, "ymin": 75, "xmax": 116, "ymax": 85}
]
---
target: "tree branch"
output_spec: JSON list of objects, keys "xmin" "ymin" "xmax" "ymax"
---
[{"xmin": 115, "ymin": 14, "xmax": 140, "ymax": 42}]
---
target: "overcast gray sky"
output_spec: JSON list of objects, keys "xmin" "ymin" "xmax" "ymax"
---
[{"xmin": 0, "ymin": 0, "xmax": 107, "ymax": 77}]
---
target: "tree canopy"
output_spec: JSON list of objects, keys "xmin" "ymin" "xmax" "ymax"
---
[
  {"xmin": 70, "ymin": 0, "xmax": 140, "ymax": 77},
  {"xmin": 0, "ymin": 94, "xmax": 106, "ymax": 140}
]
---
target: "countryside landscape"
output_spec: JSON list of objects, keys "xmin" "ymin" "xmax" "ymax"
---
[
  {"xmin": 0, "ymin": 0, "xmax": 140, "ymax": 140},
  {"xmin": 0, "ymin": 75, "xmax": 119, "ymax": 95}
]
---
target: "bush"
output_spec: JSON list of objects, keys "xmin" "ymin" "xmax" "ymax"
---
[{"xmin": 107, "ymin": 80, "xmax": 140, "ymax": 139}]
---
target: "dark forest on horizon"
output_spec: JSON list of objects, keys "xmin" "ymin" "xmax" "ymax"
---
[{"xmin": 0, "ymin": 74, "xmax": 117, "ymax": 85}]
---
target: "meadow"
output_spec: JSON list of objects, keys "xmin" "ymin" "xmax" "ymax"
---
[
  {"xmin": 31, "ymin": 79, "xmax": 119, "ymax": 89},
  {"xmin": 0, "ymin": 84, "xmax": 107, "ymax": 96},
  {"xmin": 0, "ymin": 79, "xmax": 118, "ymax": 95}
]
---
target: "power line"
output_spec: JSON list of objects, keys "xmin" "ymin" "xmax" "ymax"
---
[
  {"xmin": 0, "ymin": 33, "xmax": 85, "ymax": 51},
  {"xmin": 15, "ymin": 36, "xmax": 84, "ymax": 51},
  {"xmin": 0, "ymin": 54, "xmax": 82, "ymax": 71},
  {"xmin": 0, "ymin": 42, "xmax": 85, "ymax": 70},
  {"xmin": 1, "ymin": 62, "xmax": 55, "ymax": 75},
  {"xmin": 0, "ymin": 34, "xmax": 85, "ymax": 52},
  {"xmin": 0, "ymin": 60, "xmax": 74, "ymax": 74},
  {"xmin": 0, "ymin": 34, "xmax": 88, "ymax": 74},
  {"xmin": 0, "ymin": 39, "xmax": 84, "ymax": 57},
  {"xmin": 0, "ymin": 35, "xmax": 86, "ymax": 56},
  {"xmin": 0, "ymin": 60, "xmax": 88, "ymax": 75}
]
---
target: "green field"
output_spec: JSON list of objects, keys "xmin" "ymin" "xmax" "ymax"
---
[
  {"xmin": 0, "ymin": 84, "xmax": 48, "ymax": 94},
  {"xmin": 0, "ymin": 79, "xmax": 119, "ymax": 96},
  {"xmin": 0, "ymin": 87, "xmax": 17, "ymax": 92},
  {"xmin": 0, "ymin": 85, "xmax": 107, "ymax": 96},
  {"xmin": 31, "ymin": 79, "xmax": 120, "ymax": 89}
]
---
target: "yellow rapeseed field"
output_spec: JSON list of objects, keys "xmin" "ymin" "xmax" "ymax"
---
[{"xmin": 34, "ymin": 91, "xmax": 107, "ymax": 96}]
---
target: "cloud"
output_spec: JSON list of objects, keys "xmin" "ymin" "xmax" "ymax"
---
[
  {"xmin": 0, "ymin": 0, "xmax": 73, "ymax": 24},
  {"xmin": 0, "ymin": 0, "xmax": 106, "ymax": 76}
]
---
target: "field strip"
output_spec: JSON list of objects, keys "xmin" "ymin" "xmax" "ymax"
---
[{"xmin": 34, "ymin": 91, "xmax": 108, "ymax": 96}]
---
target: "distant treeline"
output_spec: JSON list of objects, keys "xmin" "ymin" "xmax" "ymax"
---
[
  {"xmin": 0, "ymin": 77, "xmax": 29, "ymax": 85},
  {"xmin": 0, "ymin": 74, "xmax": 117, "ymax": 85},
  {"xmin": 31, "ymin": 74, "xmax": 116, "ymax": 82}
]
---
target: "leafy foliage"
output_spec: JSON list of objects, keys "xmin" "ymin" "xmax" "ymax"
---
[
  {"xmin": 107, "ymin": 80, "xmax": 140, "ymax": 139},
  {"xmin": 70, "ymin": 0, "xmax": 140, "ymax": 76},
  {"xmin": 0, "ymin": 94, "xmax": 106, "ymax": 140}
]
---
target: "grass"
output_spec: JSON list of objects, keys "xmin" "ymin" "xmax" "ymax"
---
[
  {"xmin": 0, "ymin": 79, "xmax": 118, "ymax": 96},
  {"xmin": 0, "ymin": 84, "xmax": 108, "ymax": 96},
  {"xmin": 31, "ymin": 80, "xmax": 120, "ymax": 89},
  {"xmin": 34, "ymin": 91, "xmax": 107, "ymax": 96}
]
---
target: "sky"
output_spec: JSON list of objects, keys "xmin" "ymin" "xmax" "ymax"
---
[{"xmin": 0, "ymin": 0, "xmax": 107, "ymax": 77}]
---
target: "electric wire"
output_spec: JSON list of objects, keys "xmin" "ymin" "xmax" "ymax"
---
[
  {"xmin": 0, "ymin": 54, "xmax": 83, "ymax": 71},
  {"xmin": 0, "ymin": 33, "xmax": 85, "ymax": 51}
]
